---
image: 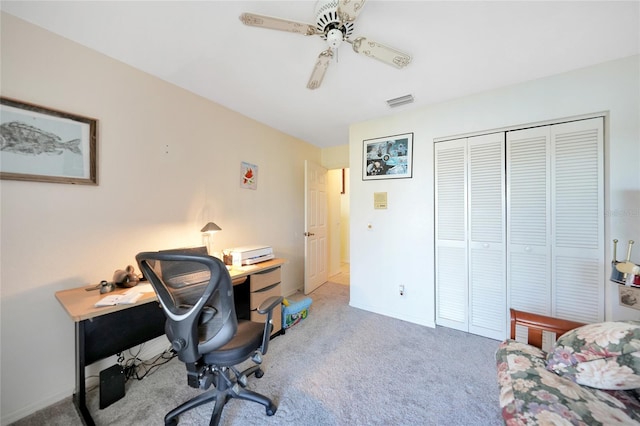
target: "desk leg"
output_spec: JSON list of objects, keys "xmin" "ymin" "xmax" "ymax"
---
[{"xmin": 73, "ymin": 320, "xmax": 95, "ymax": 426}]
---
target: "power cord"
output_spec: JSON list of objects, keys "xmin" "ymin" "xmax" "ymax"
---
[
  {"xmin": 117, "ymin": 345, "xmax": 177, "ymax": 383},
  {"xmin": 83, "ymin": 346, "xmax": 177, "ymax": 393}
]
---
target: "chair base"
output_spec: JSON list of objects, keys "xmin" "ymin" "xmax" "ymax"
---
[{"xmin": 165, "ymin": 366, "xmax": 277, "ymax": 426}]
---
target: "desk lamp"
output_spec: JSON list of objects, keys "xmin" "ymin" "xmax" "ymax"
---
[{"xmin": 200, "ymin": 222, "xmax": 221, "ymax": 256}]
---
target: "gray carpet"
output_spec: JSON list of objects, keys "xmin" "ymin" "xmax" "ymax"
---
[{"xmin": 12, "ymin": 281, "xmax": 503, "ymax": 425}]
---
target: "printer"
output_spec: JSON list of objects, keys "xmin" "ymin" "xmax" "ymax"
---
[{"xmin": 226, "ymin": 245, "xmax": 274, "ymax": 266}]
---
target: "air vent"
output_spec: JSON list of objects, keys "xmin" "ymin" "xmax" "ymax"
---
[{"xmin": 386, "ymin": 94, "xmax": 414, "ymax": 108}]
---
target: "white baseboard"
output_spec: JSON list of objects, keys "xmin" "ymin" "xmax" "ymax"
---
[
  {"xmin": 1, "ymin": 389, "xmax": 72, "ymax": 426},
  {"xmin": 348, "ymin": 301, "xmax": 436, "ymax": 328},
  {"xmin": 1, "ymin": 336, "xmax": 170, "ymax": 426},
  {"xmin": 284, "ymin": 287, "xmax": 304, "ymax": 298}
]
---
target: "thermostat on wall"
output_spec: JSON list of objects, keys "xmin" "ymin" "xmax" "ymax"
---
[{"xmin": 374, "ymin": 192, "xmax": 387, "ymax": 209}]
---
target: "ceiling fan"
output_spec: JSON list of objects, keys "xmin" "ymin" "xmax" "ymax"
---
[{"xmin": 239, "ymin": 0, "xmax": 412, "ymax": 90}]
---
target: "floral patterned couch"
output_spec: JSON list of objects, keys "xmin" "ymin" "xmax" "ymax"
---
[{"xmin": 496, "ymin": 310, "xmax": 640, "ymax": 425}]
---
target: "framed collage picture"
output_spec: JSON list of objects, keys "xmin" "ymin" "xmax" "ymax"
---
[{"xmin": 362, "ymin": 132, "xmax": 413, "ymax": 180}]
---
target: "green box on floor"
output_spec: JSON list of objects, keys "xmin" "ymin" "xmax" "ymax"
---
[{"xmin": 282, "ymin": 297, "xmax": 312, "ymax": 329}]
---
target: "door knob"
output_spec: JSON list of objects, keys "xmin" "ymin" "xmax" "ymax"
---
[{"xmin": 304, "ymin": 232, "xmax": 315, "ymax": 237}]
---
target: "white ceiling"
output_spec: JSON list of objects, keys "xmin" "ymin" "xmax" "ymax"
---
[{"xmin": 2, "ymin": 1, "xmax": 638, "ymax": 148}]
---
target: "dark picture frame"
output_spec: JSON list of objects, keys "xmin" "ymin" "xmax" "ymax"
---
[
  {"xmin": 0, "ymin": 97, "xmax": 97, "ymax": 185},
  {"xmin": 362, "ymin": 132, "xmax": 413, "ymax": 180}
]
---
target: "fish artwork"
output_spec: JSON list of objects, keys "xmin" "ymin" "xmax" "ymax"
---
[{"xmin": 0, "ymin": 121, "xmax": 81, "ymax": 156}]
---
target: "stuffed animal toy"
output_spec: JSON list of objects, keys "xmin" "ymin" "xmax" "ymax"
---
[{"xmin": 112, "ymin": 265, "xmax": 140, "ymax": 288}]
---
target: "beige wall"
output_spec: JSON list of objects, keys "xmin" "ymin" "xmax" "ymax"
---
[
  {"xmin": 340, "ymin": 168, "xmax": 351, "ymax": 264},
  {"xmin": 323, "ymin": 146, "xmax": 351, "ymax": 277},
  {"xmin": 0, "ymin": 13, "xmax": 320, "ymax": 423},
  {"xmin": 327, "ymin": 167, "xmax": 351, "ymax": 276},
  {"xmin": 321, "ymin": 144, "xmax": 349, "ymax": 169}
]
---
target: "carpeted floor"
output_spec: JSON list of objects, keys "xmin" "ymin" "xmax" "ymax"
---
[{"xmin": 12, "ymin": 280, "xmax": 503, "ymax": 425}]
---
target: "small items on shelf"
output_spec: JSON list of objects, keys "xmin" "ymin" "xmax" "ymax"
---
[{"xmin": 611, "ymin": 239, "xmax": 639, "ymax": 287}]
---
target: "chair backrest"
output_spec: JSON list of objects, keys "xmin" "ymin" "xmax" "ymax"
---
[{"xmin": 136, "ymin": 249, "xmax": 238, "ymax": 364}]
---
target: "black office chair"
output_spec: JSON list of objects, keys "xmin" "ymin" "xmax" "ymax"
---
[{"xmin": 136, "ymin": 249, "xmax": 282, "ymax": 426}]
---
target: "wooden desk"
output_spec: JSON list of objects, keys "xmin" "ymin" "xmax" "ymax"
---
[{"xmin": 55, "ymin": 258, "xmax": 285, "ymax": 426}]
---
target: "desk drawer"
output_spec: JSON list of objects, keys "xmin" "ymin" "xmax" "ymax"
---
[
  {"xmin": 251, "ymin": 303, "xmax": 282, "ymax": 334},
  {"xmin": 250, "ymin": 282, "xmax": 280, "ymax": 310},
  {"xmin": 250, "ymin": 267, "xmax": 281, "ymax": 292}
]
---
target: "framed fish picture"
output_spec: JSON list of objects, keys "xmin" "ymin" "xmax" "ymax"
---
[{"xmin": 0, "ymin": 97, "xmax": 97, "ymax": 184}]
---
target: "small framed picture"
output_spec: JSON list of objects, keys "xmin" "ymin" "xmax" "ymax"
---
[
  {"xmin": 362, "ymin": 132, "xmax": 413, "ymax": 180},
  {"xmin": 619, "ymin": 286, "xmax": 640, "ymax": 311},
  {"xmin": 240, "ymin": 161, "xmax": 258, "ymax": 190}
]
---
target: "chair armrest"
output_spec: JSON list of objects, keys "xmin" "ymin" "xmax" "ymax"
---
[
  {"xmin": 257, "ymin": 296, "xmax": 283, "ymax": 315},
  {"xmin": 255, "ymin": 296, "xmax": 283, "ymax": 355}
]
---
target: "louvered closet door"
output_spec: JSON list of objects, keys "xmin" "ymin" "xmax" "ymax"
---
[
  {"xmin": 507, "ymin": 117, "xmax": 604, "ymax": 322},
  {"xmin": 507, "ymin": 127, "xmax": 551, "ymax": 316},
  {"xmin": 468, "ymin": 133, "xmax": 506, "ymax": 339},
  {"xmin": 435, "ymin": 135, "xmax": 506, "ymax": 339},
  {"xmin": 551, "ymin": 118, "xmax": 604, "ymax": 323},
  {"xmin": 435, "ymin": 139, "xmax": 468, "ymax": 331}
]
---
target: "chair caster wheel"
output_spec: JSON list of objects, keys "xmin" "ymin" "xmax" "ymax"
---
[
  {"xmin": 255, "ymin": 368, "xmax": 264, "ymax": 378},
  {"xmin": 266, "ymin": 403, "xmax": 277, "ymax": 416},
  {"xmin": 165, "ymin": 418, "xmax": 178, "ymax": 426}
]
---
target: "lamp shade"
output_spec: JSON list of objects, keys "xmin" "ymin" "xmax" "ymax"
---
[{"xmin": 200, "ymin": 222, "xmax": 221, "ymax": 233}]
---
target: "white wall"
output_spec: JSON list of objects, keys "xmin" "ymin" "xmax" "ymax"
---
[
  {"xmin": 0, "ymin": 13, "xmax": 321, "ymax": 424},
  {"xmin": 349, "ymin": 55, "xmax": 640, "ymax": 328}
]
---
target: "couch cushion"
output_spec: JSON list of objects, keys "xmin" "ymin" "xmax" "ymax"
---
[
  {"xmin": 546, "ymin": 321, "xmax": 640, "ymax": 390},
  {"xmin": 496, "ymin": 340, "xmax": 640, "ymax": 425}
]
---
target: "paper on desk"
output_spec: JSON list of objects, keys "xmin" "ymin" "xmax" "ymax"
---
[
  {"xmin": 95, "ymin": 292, "xmax": 142, "ymax": 307},
  {"xmin": 124, "ymin": 283, "xmax": 155, "ymax": 295}
]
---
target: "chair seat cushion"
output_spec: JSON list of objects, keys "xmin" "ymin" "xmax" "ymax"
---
[{"xmin": 202, "ymin": 320, "xmax": 265, "ymax": 366}]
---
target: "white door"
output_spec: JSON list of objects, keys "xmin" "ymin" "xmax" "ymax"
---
[
  {"xmin": 304, "ymin": 160, "xmax": 328, "ymax": 294},
  {"xmin": 435, "ymin": 139, "xmax": 468, "ymax": 331},
  {"xmin": 550, "ymin": 118, "xmax": 604, "ymax": 323},
  {"xmin": 507, "ymin": 117, "xmax": 604, "ymax": 323},
  {"xmin": 435, "ymin": 134, "xmax": 506, "ymax": 340},
  {"xmin": 507, "ymin": 126, "xmax": 552, "ymax": 316},
  {"xmin": 468, "ymin": 133, "xmax": 506, "ymax": 340}
]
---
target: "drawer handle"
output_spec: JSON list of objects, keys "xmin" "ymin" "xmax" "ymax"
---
[
  {"xmin": 255, "ymin": 267, "xmax": 279, "ymax": 275},
  {"xmin": 253, "ymin": 282, "xmax": 280, "ymax": 293}
]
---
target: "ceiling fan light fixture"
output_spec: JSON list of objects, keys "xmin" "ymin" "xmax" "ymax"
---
[
  {"xmin": 326, "ymin": 28, "xmax": 343, "ymax": 48},
  {"xmin": 241, "ymin": 1, "xmax": 412, "ymax": 90},
  {"xmin": 386, "ymin": 94, "xmax": 414, "ymax": 108}
]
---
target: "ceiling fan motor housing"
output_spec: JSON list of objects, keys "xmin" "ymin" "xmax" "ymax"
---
[{"xmin": 314, "ymin": 0, "xmax": 354, "ymax": 41}]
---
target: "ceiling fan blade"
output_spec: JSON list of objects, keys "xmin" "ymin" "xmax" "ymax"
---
[
  {"xmin": 337, "ymin": 0, "xmax": 366, "ymax": 23},
  {"xmin": 350, "ymin": 37, "xmax": 412, "ymax": 69},
  {"xmin": 239, "ymin": 12, "xmax": 318, "ymax": 36},
  {"xmin": 307, "ymin": 49, "xmax": 333, "ymax": 90}
]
